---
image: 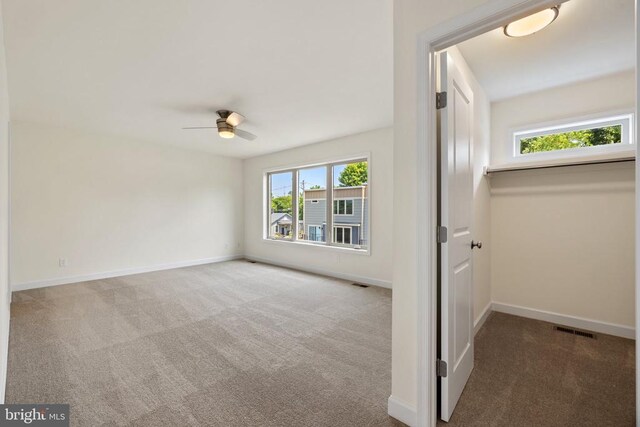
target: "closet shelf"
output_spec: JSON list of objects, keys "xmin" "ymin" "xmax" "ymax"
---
[{"xmin": 484, "ymin": 155, "xmax": 635, "ymax": 175}]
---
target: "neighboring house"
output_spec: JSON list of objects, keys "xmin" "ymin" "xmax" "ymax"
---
[
  {"xmin": 302, "ymin": 186, "xmax": 368, "ymax": 247},
  {"xmin": 270, "ymin": 212, "xmax": 292, "ymax": 236}
]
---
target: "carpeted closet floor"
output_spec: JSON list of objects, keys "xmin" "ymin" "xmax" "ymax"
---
[{"xmin": 440, "ymin": 312, "xmax": 635, "ymax": 426}]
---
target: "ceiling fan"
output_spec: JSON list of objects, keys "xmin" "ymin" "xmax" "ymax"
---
[{"xmin": 182, "ymin": 110, "xmax": 257, "ymax": 141}]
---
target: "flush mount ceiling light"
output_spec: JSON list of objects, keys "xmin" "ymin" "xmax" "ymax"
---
[{"xmin": 504, "ymin": 5, "xmax": 560, "ymax": 38}]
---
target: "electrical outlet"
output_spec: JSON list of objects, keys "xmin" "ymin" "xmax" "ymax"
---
[{"xmin": 58, "ymin": 258, "xmax": 67, "ymax": 268}]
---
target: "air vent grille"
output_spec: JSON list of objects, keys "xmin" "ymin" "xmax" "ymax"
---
[{"xmin": 554, "ymin": 325, "xmax": 595, "ymax": 339}]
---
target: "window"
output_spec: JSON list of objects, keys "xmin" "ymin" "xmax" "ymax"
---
[
  {"xmin": 333, "ymin": 199, "xmax": 354, "ymax": 215},
  {"xmin": 308, "ymin": 225, "xmax": 323, "ymax": 242},
  {"xmin": 265, "ymin": 157, "xmax": 368, "ymax": 252},
  {"xmin": 333, "ymin": 226, "xmax": 352, "ymax": 245},
  {"xmin": 513, "ymin": 113, "xmax": 634, "ymax": 160}
]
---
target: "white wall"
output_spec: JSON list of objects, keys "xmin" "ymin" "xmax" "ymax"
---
[
  {"xmin": 243, "ymin": 127, "xmax": 393, "ymax": 287},
  {"xmin": 490, "ymin": 71, "xmax": 636, "ymax": 330},
  {"xmin": 447, "ymin": 47, "xmax": 492, "ymax": 328},
  {"xmin": 490, "ymin": 163, "xmax": 635, "ymax": 328},
  {"xmin": 392, "ymin": 0, "xmax": 491, "ymax": 417},
  {"xmin": 10, "ymin": 121, "xmax": 244, "ymax": 288},
  {"xmin": 491, "ymin": 70, "xmax": 636, "ymax": 165},
  {"xmin": 0, "ymin": 2, "xmax": 11, "ymax": 403}
]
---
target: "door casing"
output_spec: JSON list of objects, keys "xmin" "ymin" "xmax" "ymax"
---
[{"xmin": 414, "ymin": 1, "xmax": 639, "ymax": 426}]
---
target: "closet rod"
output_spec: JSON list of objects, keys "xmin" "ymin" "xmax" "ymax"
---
[{"xmin": 484, "ymin": 156, "xmax": 635, "ymax": 175}]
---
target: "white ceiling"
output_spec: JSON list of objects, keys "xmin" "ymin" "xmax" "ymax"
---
[
  {"xmin": 1, "ymin": 0, "xmax": 393, "ymax": 158},
  {"xmin": 457, "ymin": 0, "xmax": 635, "ymax": 101}
]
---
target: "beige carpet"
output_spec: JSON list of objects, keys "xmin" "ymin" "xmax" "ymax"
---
[
  {"xmin": 10, "ymin": 260, "xmax": 633, "ymax": 426},
  {"xmin": 440, "ymin": 312, "xmax": 635, "ymax": 426},
  {"xmin": 7, "ymin": 260, "xmax": 403, "ymax": 426}
]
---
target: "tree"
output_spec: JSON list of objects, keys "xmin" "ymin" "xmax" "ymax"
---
[
  {"xmin": 271, "ymin": 194, "xmax": 292, "ymax": 214},
  {"xmin": 338, "ymin": 162, "xmax": 368, "ymax": 187},
  {"xmin": 298, "ymin": 193, "xmax": 303, "ymax": 220},
  {"xmin": 520, "ymin": 125, "xmax": 621, "ymax": 154},
  {"xmin": 310, "ymin": 185, "xmax": 321, "ymax": 189}
]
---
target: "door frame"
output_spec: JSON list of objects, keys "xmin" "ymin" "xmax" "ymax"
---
[{"xmin": 415, "ymin": 1, "xmax": 639, "ymax": 426}]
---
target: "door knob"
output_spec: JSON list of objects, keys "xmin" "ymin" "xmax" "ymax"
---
[{"xmin": 471, "ymin": 240, "xmax": 482, "ymax": 250}]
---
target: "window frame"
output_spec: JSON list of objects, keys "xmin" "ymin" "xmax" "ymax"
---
[
  {"xmin": 263, "ymin": 154, "xmax": 370, "ymax": 255},
  {"xmin": 510, "ymin": 111, "xmax": 635, "ymax": 163}
]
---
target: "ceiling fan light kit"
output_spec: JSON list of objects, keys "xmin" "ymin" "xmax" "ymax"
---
[
  {"xmin": 182, "ymin": 109, "xmax": 257, "ymax": 141},
  {"xmin": 216, "ymin": 118, "xmax": 235, "ymax": 138}
]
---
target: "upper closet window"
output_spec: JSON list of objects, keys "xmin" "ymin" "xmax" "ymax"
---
[{"xmin": 513, "ymin": 112, "xmax": 634, "ymax": 160}]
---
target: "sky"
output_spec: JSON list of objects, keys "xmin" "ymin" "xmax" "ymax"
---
[{"xmin": 270, "ymin": 165, "xmax": 347, "ymax": 197}]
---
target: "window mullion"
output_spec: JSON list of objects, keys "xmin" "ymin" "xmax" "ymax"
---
[
  {"xmin": 292, "ymin": 170, "xmax": 298, "ymax": 242},
  {"xmin": 266, "ymin": 174, "xmax": 272, "ymax": 239},
  {"xmin": 326, "ymin": 165, "xmax": 333, "ymax": 245}
]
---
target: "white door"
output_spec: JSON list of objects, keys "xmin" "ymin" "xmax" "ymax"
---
[{"xmin": 438, "ymin": 51, "xmax": 475, "ymax": 422}]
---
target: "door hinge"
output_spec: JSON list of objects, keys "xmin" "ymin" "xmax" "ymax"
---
[
  {"xmin": 436, "ymin": 359, "xmax": 448, "ymax": 377},
  {"xmin": 436, "ymin": 91, "xmax": 447, "ymax": 109},
  {"xmin": 437, "ymin": 226, "xmax": 448, "ymax": 244}
]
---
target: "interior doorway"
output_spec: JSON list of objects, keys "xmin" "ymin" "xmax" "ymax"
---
[{"xmin": 425, "ymin": 0, "xmax": 638, "ymax": 425}]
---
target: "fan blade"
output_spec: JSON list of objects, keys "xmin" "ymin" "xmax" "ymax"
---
[
  {"xmin": 182, "ymin": 126, "xmax": 217, "ymax": 130},
  {"xmin": 235, "ymin": 128, "xmax": 257, "ymax": 141},
  {"xmin": 226, "ymin": 112, "xmax": 245, "ymax": 127}
]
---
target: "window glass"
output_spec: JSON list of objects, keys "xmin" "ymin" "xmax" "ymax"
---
[
  {"xmin": 332, "ymin": 161, "xmax": 368, "ymax": 248},
  {"xmin": 345, "ymin": 200, "xmax": 353, "ymax": 215},
  {"xmin": 298, "ymin": 166, "xmax": 326, "ymax": 243},
  {"xmin": 514, "ymin": 114, "xmax": 633, "ymax": 158},
  {"xmin": 520, "ymin": 125, "xmax": 622, "ymax": 154},
  {"xmin": 268, "ymin": 171, "xmax": 292, "ymax": 240}
]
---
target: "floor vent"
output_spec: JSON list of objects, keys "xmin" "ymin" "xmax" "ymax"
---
[
  {"xmin": 352, "ymin": 283, "xmax": 369, "ymax": 288},
  {"xmin": 554, "ymin": 325, "xmax": 596, "ymax": 339}
]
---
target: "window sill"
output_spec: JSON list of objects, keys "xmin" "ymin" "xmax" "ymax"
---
[
  {"xmin": 485, "ymin": 151, "xmax": 636, "ymax": 175},
  {"xmin": 261, "ymin": 238, "xmax": 371, "ymax": 256}
]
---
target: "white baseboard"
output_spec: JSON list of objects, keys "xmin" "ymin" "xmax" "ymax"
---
[
  {"xmin": 245, "ymin": 255, "xmax": 392, "ymax": 289},
  {"xmin": 492, "ymin": 301, "xmax": 635, "ymax": 340},
  {"xmin": 474, "ymin": 301, "xmax": 492, "ymax": 336},
  {"xmin": 387, "ymin": 395, "xmax": 417, "ymax": 426},
  {"xmin": 11, "ymin": 255, "xmax": 244, "ymax": 292},
  {"xmin": 0, "ymin": 300, "xmax": 8, "ymax": 403}
]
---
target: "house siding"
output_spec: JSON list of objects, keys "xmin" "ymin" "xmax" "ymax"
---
[
  {"xmin": 303, "ymin": 187, "xmax": 368, "ymax": 246},
  {"xmin": 304, "ymin": 200, "xmax": 327, "ymax": 231}
]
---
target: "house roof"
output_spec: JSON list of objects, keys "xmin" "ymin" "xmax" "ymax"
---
[{"xmin": 270, "ymin": 213, "xmax": 292, "ymax": 225}]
